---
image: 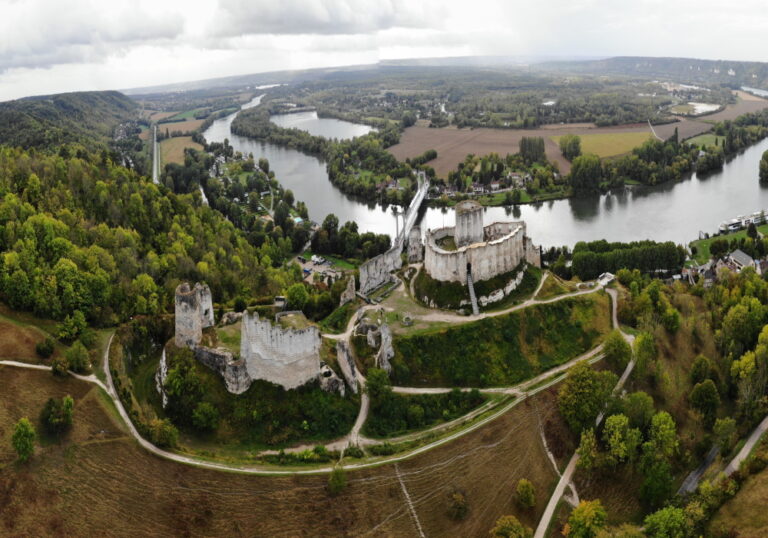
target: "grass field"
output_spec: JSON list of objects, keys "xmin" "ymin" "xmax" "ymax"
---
[
  {"xmin": 160, "ymin": 136, "xmax": 203, "ymax": 166},
  {"xmin": 158, "ymin": 118, "xmax": 205, "ymax": 134},
  {"xmin": 149, "ymin": 111, "xmax": 176, "ymax": 122},
  {"xmin": 687, "ymin": 133, "xmax": 725, "ymax": 148},
  {"xmin": 0, "ymin": 365, "xmax": 560, "ymax": 536},
  {"xmin": 689, "ymin": 224, "xmax": 768, "ymax": 264},
  {"xmin": 709, "ymin": 453, "xmax": 768, "ymax": 537},
  {"xmin": 0, "ymin": 307, "xmax": 63, "ymax": 363},
  {"xmin": 390, "ymin": 292, "xmax": 611, "ymax": 387},
  {"xmin": 535, "ymin": 275, "xmax": 578, "ymax": 300},
  {"xmin": 551, "ymin": 132, "xmax": 653, "ymax": 158},
  {"xmin": 167, "ymin": 109, "xmax": 205, "ymax": 121}
]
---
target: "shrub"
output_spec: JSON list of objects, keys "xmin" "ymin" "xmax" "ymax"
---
[
  {"xmin": 516, "ymin": 478, "xmax": 535, "ymax": 508},
  {"xmin": 35, "ymin": 338, "xmax": 55, "ymax": 358},
  {"xmin": 345, "ymin": 445, "xmax": 365, "ymax": 458},
  {"xmin": 327, "ymin": 467, "xmax": 347, "ymax": 496},
  {"xmin": 148, "ymin": 418, "xmax": 178, "ymax": 448},
  {"xmin": 12, "ymin": 418, "xmax": 36, "ymax": 462},
  {"xmin": 40, "ymin": 395, "xmax": 74, "ymax": 435},
  {"xmin": 447, "ymin": 490, "xmax": 469, "ymax": 521},
  {"xmin": 192, "ymin": 402, "xmax": 219, "ymax": 431},
  {"xmin": 489, "ymin": 515, "xmax": 532, "ymax": 537},
  {"xmin": 64, "ymin": 341, "xmax": 90, "ymax": 373},
  {"xmin": 51, "ymin": 355, "xmax": 69, "ymax": 377}
]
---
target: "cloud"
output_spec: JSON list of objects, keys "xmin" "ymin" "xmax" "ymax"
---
[
  {"xmin": 210, "ymin": 0, "xmax": 437, "ymax": 37},
  {"xmin": 0, "ymin": 0, "xmax": 184, "ymax": 72}
]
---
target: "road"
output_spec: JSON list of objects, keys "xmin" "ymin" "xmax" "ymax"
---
[
  {"xmin": 534, "ymin": 287, "xmax": 634, "ymax": 538},
  {"xmin": 725, "ymin": 414, "xmax": 768, "ymax": 475},
  {"xmin": 0, "ymin": 274, "xmax": 625, "ymax": 478},
  {"xmin": 152, "ymin": 125, "xmax": 159, "ymax": 184}
]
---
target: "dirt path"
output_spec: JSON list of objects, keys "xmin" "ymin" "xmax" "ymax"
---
[
  {"xmin": 534, "ymin": 288, "xmax": 635, "ymax": 538},
  {"xmin": 724, "ymin": 414, "xmax": 768, "ymax": 475}
]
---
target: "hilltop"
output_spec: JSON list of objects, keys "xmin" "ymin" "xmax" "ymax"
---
[{"xmin": 0, "ymin": 90, "xmax": 136, "ymax": 150}]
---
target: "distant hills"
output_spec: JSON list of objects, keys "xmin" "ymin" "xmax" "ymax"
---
[
  {"xmin": 539, "ymin": 56, "xmax": 768, "ymax": 89},
  {"xmin": 0, "ymin": 91, "xmax": 136, "ymax": 150}
]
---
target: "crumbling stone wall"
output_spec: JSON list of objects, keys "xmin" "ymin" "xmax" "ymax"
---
[
  {"xmin": 359, "ymin": 247, "xmax": 402, "ymax": 295},
  {"xmin": 339, "ymin": 277, "xmax": 356, "ymax": 306},
  {"xmin": 175, "ymin": 283, "xmax": 203, "ymax": 348},
  {"xmin": 455, "ymin": 200, "xmax": 484, "ymax": 247},
  {"xmin": 194, "ymin": 346, "xmax": 252, "ymax": 394},
  {"xmin": 336, "ymin": 341, "xmax": 358, "ymax": 394},
  {"xmin": 240, "ymin": 311, "xmax": 321, "ymax": 389},
  {"xmin": 407, "ymin": 225, "xmax": 423, "ymax": 263}
]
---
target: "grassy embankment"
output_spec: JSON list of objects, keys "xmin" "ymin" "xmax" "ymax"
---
[
  {"xmin": 687, "ymin": 133, "xmax": 725, "ymax": 148},
  {"xmin": 388, "ymin": 291, "xmax": 611, "ymax": 387},
  {"xmin": 689, "ymin": 224, "xmax": 768, "ymax": 264},
  {"xmin": 0, "ymin": 364, "xmax": 561, "ymax": 536},
  {"xmin": 413, "ymin": 265, "xmax": 541, "ymax": 311}
]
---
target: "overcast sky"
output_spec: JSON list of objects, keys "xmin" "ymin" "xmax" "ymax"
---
[{"xmin": 1, "ymin": 0, "xmax": 767, "ymax": 101}]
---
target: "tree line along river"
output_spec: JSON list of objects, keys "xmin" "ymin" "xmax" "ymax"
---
[{"xmin": 203, "ymin": 95, "xmax": 768, "ymax": 248}]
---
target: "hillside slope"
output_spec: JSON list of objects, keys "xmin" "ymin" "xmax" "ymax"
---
[{"xmin": 0, "ymin": 90, "xmax": 136, "ymax": 150}]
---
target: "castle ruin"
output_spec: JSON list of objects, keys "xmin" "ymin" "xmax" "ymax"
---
[
  {"xmin": 423, "ymin": 200, "xmax": 541, "ymax": 284},
  {"xmin": 173, "ymin": 283, "xmax": 334, "ymax": 395}
]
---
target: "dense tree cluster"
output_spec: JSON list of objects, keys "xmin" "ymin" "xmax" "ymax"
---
[
  {"xmin": 558, "ymin": 134, "xmax": 582, "ymax": 160},
  {"xmin": 570, "ymin": 240, "xmax": 685, "ymax": 281},
  {"xmin": 0, "ymin": 146, "xmax": 298, "ymax": 325}
]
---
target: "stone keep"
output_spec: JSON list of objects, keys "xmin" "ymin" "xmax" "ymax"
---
[
  {"xmin": 424, "ymin": 205, "xmax": 540, "ymax": 284},
  {"xmin": 454, "ymin": 200, "xmax": 484, "ymax": 248},
  {"xmin": 240, "ymin": 311, "xmax": 322, "ymax": 390},
  {"xmin": 175, "ymin": 282, "xmax": 214, "ymax": 348}
]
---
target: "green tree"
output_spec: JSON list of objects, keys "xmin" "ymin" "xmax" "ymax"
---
[
  {"xmin": 759, "ymin": 149, "xmax": 768, "ymax": 183},
  {"xmin": 569, "ymin": 154, "xmax": 602, "ymax": 194},
  {"xmin": 632, "ymin": 333, "xmax": 656, "ymax": 378},
  {"xmin": 559, "ymin": 134, "xmax": 582, "ymax": 160},
  {"xmin": 689, "ymin": 379, "xmax": 720, "ymax": 428},
  {"xmin": 566, "ymin": 499, "xmax": 607, "ymax": 538},
  {"xmin": 192, "ymin": 402, "xmax": 220, "ymax": 431},
  {"xmin": 558, "ymin": 362, "xmax": 617, "ymax": 433},
  {"xmin": 51, "ymin": 354, "xmax": 69, "ymax": 377},
  {"xmin": 285, "ymin": 282, "xmax": 310, "ymax": 312},
  {"xmin": 35, "ymin": 337, "xmax": 55, "ymax": 358},
  {"xmin": 713, "ymin": 417, "xmax": 737, "ymax": 454},
  {"xmin": 40, "ymin": 395, "xmax": 74, "ymax": 435},
  {"xmin": 148, "ymin": 418, "xmax": 178, "ymax": 448},
  {"xmin": 643, "ymin": 506, "xmax": 687, "ymax": 538},
  {"xmin": 690, "ymin": 355, "xmax": 712, "ymax": 384},
  {"xmin": 57, "ymin": 310, "xmax": 87, "ymax": 342},
  {"xmin": 64, "ymin": 340, "xmax": 90, "ymax": 373},
  {"xmin": 365, "ymin": 368, "xmax": 392, "ymax": 401},
  {"xmin": 602, "ymin": 414, "xmax": 640, "ymax": 464},
  {"xmin": 516, "ymin": 478, "xmax": 536, "ymax": 508},
  {"xmin": 641, "ymin": 460, "xmax": 673, "ymax": 510},
  {"xmin": 577, "ymin": 428, "xmax": 599, "ymax": 470},
  {"xmin": 12, "ymin": 417, "xmax": 36, "ymax": 462},
  {"xmin": 602, "ymin": 330, "xmax": 631, "ymax": 370},
  {"xmin": 328, "ymin": 466, "xmax": 347, "ymax": 496},
  {"xmin": 645, "ymin": 411, "xmax": 679, "ymax": 461},
  {"xmin": 621, "ymin": 391, "xmax": 655, "ymax": 431},
  {"xmin": 489, "ymin": 515, "xmax": 532, "ymax": 537}
]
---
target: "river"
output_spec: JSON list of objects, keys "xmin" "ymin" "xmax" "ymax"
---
[{"xmin": 204, "ymin": 95, "xmax": 768, "ymax": 248}]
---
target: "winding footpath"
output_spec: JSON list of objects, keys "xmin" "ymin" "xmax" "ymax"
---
[{"xmin": 1, "ymin": 272, "xmax": 616, "ymax": 477}]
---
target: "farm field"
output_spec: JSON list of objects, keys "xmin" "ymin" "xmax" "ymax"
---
[
  {"xmin": 0, "ymin": 366, "xmax": 562, "ymax": 537},
  {"xmin": 551, "ymin": 132, "xmax": 653, "ymax": 159},
  {"xmin": 388, "ymin": 123, "xmax": 665, "ymax": 178},
  {"xmin": 687, "ymin": 133, "xmax": 725, "ymax": 148},
  {"xmin": 701, "ymin": 90, "xmax": 768, "ymax": 122},
  {"xmin": 148, "ymin": 111, "xmax": 176, "ymax": 122},
  {"xmin": 158, "ymin": 118, "xmax": 204, "ymax": 134},
  {"xmin": 160, "ymin": 136, "xmax": 203, "ymax": 166}
]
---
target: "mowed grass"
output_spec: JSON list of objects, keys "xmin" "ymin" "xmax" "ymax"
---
[
  {"xmin": 160, "ymin": 136, "xmax": 203, "ymax": 166},
  {"xmin": 0, "ymin": 364, "xmax": 559, "ymax": 536},
  {"xmin": 687, "ymin": 133, "xmax": 725, "ymax": 147},
  {"xmin": 551, "ymin": 131, "xmax": 653, "ymax": 158},
  {"xmin": 0, "ymin": 306, "xmax": 63, "ymax": 363}
]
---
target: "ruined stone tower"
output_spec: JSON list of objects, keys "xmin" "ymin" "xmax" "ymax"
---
[
  {"xmin": 454, "ymin": 200, "xmax": 484, "ymax": 248},
  {"xmin": 174, "ymin": 282, "xmax": 214, "ymax": 348}
]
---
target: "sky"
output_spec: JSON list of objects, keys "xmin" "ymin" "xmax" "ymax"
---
[{"xmin": 1, "ymin": 0, "xmax": 768, "ymax": 101}]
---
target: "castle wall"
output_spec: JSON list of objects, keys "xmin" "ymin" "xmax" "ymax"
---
[
  {"xmin": 339, "ymin": 277, "xmax": 356, "ymax": 306},
  {"xmin": 195, "ymin": 346, "xmax": 252, "ymax": 395},
  {"xmin": 175, "ymin": 283, "xmax": 202, "ymax": 348},
  {"xmin": 455, "ymin": 203, "xmax": 484, "ymax": 247},
  {"xmin": 407, "ymin": 225, "xmax": 423, "ymax": 263},
  {"xmin": 424, "ymin": 222, "xmax": 530, "ymax": 283},
  {"xmin": 240, "ymin": 312, "xmax": 321, "ymax": 389},
  {"xmin": 359, "ymin": 247, "xmax": 402, "ymax": 295},
  {"xmin": 197, "ymin": 283, "xmax": 214, "ymax": 328}
]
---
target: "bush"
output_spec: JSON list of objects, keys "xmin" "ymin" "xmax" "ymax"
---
[
  {"xmin": 148, "ymin": 418, "xmax": 179, "ymax": 448},
  {"xmin": 40, "ymin": 395, "xmax": 74, "ymax": 435},
  {"xmin": 345, "ymin": 445, "xmax": 365, "ymax": 458},
  {"xmin": 327, "ymin": 467, "xmax": 347, "ymax": 496},
  {"xmin": 192, "ymin": 402, "xmax": 219, "ymax": 431},
  {"xmin": 35, "ymin": 338, "xmax": 55, "ymax": 358},
  {"xmin": 64, "ymin": 340, "xmax": 91, "ymax": 373},
  {"xmin": 57, "ymin": 310, "xmax": 87, "ymax": 342},
  {"xmin": 447, "ymin": 490, "xmax": 469, "ymax": 521},
  {"xmin": 516, "ymin": 478, "xmax": 535, "ymax": 508},
  {"xmin": 51, "ymin": 355, "xmax": 69, "ymax": 377}
]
